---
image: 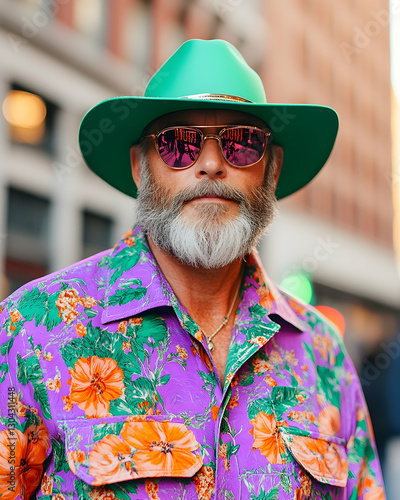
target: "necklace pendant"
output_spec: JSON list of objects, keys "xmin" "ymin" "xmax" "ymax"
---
[{"xmin": 207, "ymin": 338, "xmax": 215, "ymax": 352}]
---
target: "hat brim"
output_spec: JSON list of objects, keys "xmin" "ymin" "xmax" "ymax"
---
[{"xmin": 79, "ymin": 97, "xmax": 338, "ymax": 200}]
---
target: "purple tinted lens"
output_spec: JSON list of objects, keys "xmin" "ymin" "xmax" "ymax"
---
[
  {"xmin": 157, "ymin": 128, "xmax": 202, "ymax": 168},
  {"xmin": 221, "ymin": 127, "xmax": 266, "ymax": 166}
]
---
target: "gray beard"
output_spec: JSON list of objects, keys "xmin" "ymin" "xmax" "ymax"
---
[{"xmin": 135, "ymin": 147, "xmax": 278, "ymax": 269}]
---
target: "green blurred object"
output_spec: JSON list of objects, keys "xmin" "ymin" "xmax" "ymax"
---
[
  {"xmin": 280, "ymin": 273, "xmax": 314, "ymax": 304},
  {"xmin": 79, "ymin": 39, "xmax": 339, "ymax": 200}
]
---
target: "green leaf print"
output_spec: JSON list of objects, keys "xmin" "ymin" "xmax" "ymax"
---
[
  {"xmin": 159, "ymin": 374, "xmax": 171, "ymax": 385},
  {"xmin": 17, "ymin": 287, "xmax": 62, "ymax": 332},
  {"xmin": 316, "ymin": 366, "xmax": 341, "ymax": 409},
  {"xmin": 250, "ymin": 485, "xmax": 279, "ymax": 500},
  {"xmin": 109, "ymin": 483, "xmax": 136, "ymax": 500},
  {"xmin": 247, "ymin": 398, "xmax": 273, "ymax": 420},
  {"xmin": 0, "ymin": 362, "xmax": 8, "ymax": 383},
  {"xmin": 51, "ymin": 438, "xmax": 70, "ymax": 473},
  {"xmin": 16, "ymin": 354, "xmax": 52, "ymax": 419},
  {"xmin": 271, "ymin": 386, "xmax": 302, "ymax": 420},
  {"xmin": 107, "ymin": 281, "xmax": 147, "ymax": 307},
  {"xmin": 93, "ymin": 421, "xmax": 125, "ymax": 442}
]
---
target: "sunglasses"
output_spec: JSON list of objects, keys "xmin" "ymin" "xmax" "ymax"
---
[{"xmin": 144, "ymin": 125, "xmax": 272, "ymax": 169}]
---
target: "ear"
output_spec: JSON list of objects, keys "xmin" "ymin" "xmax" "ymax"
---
[
  {"xmin": 273, "ymin": 145, "xmax": 284, "ymax": 189},
  {"xmin": 130, "ymin": 145, "xmax": 141, "ymax": 190}
]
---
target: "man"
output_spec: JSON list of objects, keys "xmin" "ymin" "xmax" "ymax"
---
[{"xmin": 0, "ymin": 39, "xmax": 385, "ymax": 499}]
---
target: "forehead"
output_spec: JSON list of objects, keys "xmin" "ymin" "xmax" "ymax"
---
[{"xmin": 147, "ymin": 108, "xmax": 268, "ymax": 132}]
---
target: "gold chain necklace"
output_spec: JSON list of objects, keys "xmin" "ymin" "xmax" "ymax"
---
[{"xmin": 198, "ymin": 279, "xmax": 242, "ymax": 352}]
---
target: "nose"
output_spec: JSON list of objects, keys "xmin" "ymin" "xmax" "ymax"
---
[{"xmin": 194, "ymin": 136, "xmax": 227, "ymax": 179}]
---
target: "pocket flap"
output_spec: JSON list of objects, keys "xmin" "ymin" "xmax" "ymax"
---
[
  {"xmin": 60, "ymin": 414, "xmax": 203, "ymax": 486},
  {"xmin": 281, "ymin": 431, "xmax": 348, "ymax": 487}
]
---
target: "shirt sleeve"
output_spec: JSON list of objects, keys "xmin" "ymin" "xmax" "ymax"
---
[
  {"xmin": 345, "ymin": 358, "xmax": 386, "ymax": 499},
  {"xmin": 0, "ymin": 297, "xmax": 52, "ymax": 499}
]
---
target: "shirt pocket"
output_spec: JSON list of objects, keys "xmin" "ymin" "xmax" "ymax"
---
[
  {"xmin": 59, "ymin": 414, "xmax": 203, "ymax": 487},
  {"xmin": 280, "ymin": 426, "xmax": 348, "ymax": 489}
]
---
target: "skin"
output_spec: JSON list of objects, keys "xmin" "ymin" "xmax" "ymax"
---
[{"xmin": 130, "ymin": 109, "xmax": 283, "ymax": 385}]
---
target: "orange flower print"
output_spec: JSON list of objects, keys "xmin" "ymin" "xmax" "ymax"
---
[
  {"xmin": 76, "ymin": 323, "xmax": 87, "ymax": 337},
  {"xmin": 62, "ymin": 394, "xmax": 73, "ymax": 411},
  {"xmin": 129, "ymin": 317, "xmax": 143, "ymax": 326},
  {"xmin": 289, "ymin": 435, "xmax": 347, "ymax": 485},
  {"xmin": 122, "ymin": 340, "xmax": 132, "ymax": 351},
  {"xmin": 46, "ymin": 368, "xmax": 61, "ymax": 392},
  {"xmin": 88, "ymin": 434, "xmax": 135, "ymax": 485},
  {"xmin": 265, "ymin": 375, "xmax": 277, "ymax": 387},
  {"xmin": 68, "ymin": 450, "xmax": 85, "ymax": 463},
  {"xmin": 40, "ymin": 472, "xmax": 53, "ymax": 495},
  {"xmin": 80, "ymin": 296, "xmax": 97, "ymax": 309},
  {"xmin": 285, "ymin": 349, "xmax": 299, "ymax": 366},
  {"xmin": 295, "ymin": 469, "xmax": 312, "ymax": 499},
  {"xmin": 193, "ymin": 465, "xmax": 215, "ymax": 500},
  {"xmin": 145, "ymin": 479, "xmax": 160, "ymax": 500},
  {"xmin": 88, "ymin": 487, "xmax": 115, "ymax": 500},
  {"xmin": 292, "ymin": 371, "xmax": 303, "ymax": 386},
  {"xmin": 313, "ymin": 334, "xmax": 332, "ymax": 360},
  {"xmin": 288, "ymin": 411, "xmax": 315, "ymax": 424},
  {"xmin": 218, "ymin": 443, "xmax": 227, "ymax": 458},
  {"xmin": 316, "ymin": 393, "xmax": 325, "ymax": 407},
  {"xmin": 56, "ymin": 288, "xmax": 80, "ymax": 324},
  {"xmin": 257, "ymin": 286, "xmax": 274, "ymax": 310},
  {"xmin": 15, "ymin": 394, "xmax": 32, "ymax": 418},
  {"xmin": 67, "ymin": 356, "xmax": 125, "ymax": 418},
  {"xmin": 120, "ymin": 421, "xmax": 202, "ymax": 477},
  {"xmin": 296, "ymin": 395, "xmax": 305, "ymax": 404},
  {"xmin": 248, "ymin": 336, "xmax": 268, "ymax": 347},
  {"xmin": 252, "ymin": 357, "xmax": 273, "ymax": 374},
  {"xmin": 301, "ymin": 364, "xmax": 308, "ymax": 371},
  {"xmin": 289, "ymin": 299, "xmax": 306, "ymax": 315},
  {"xmin": 0, "ymin": 420, "xmax": 50, "ymax": 500},
  {"xmin": 224, "ymin": 458, "xmax": 230, "ymax": 471},
  {"xmin": 211, "ymin": 405, "xmax": 219, "ymax": 422},
  {"xmin": 228, "ymin": 394, "xmax": 239, "ymax": 410},
  {"xmin": 269, "ymin": 350, "xmax": 283, "ymax": 364},
  {"xmin": 318, "ymin": 405, "xmax": 340, "ymax": 436},
  {"xmin": 195, "ymin": 329, "xmax": 204, "ymax": 342},
  {"xmin": 10, "ymin": 309, "xmax": 21, "ymax": 323},
  {"xmin": 52, "ymin": 495, "xmax": 66, "ymax": 500},
  {"xmin": 364, "ymin": 485, "xmax": 385, "ymax": 500},
  {"xmin": 117, "ymin": 321, "xmax": 127, "ymax": 334},
  {"xmin": 43, "ymin": 351, "xmax": 53, "ymax": 361},
  {"xmin": 176, "ymin": 345, "xmax": 188, "ymax": 359},
  {"xmin": 249, "ymin": 412, "xmax": 288, "ymax": 464}
]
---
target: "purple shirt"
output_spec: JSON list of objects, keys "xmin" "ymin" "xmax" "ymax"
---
[{"xmin": 0, "ymin": 225, "xmax": 385, "ymax": 499}]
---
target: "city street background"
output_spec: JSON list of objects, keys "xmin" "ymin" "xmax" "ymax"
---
[{"xmin": 0, "ymin": 0, "xmax": 400, "ymax": 496}]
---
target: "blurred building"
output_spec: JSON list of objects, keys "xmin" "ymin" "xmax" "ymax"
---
[
  {"xmin": 0, "ymin": 0, "xmax": 399, "ymax": 362},
  {"xmin": 1, "ymin": 0, "xmax": 400, "ymax": 492},
  {"xmin": 260, "ymin": 0, "xmax": 400, "ymax": 368}
]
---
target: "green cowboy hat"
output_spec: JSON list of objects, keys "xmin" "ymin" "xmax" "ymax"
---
[{"xmin": 79, "ymin": 39, "xmax": 339, "ymax": 199}]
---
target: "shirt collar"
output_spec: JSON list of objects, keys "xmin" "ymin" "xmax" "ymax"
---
[
  {"xmin": 101, "ymin": 225, "xmax": 308, "ymax": 333},
  {"xmin": 244, "ymin": 250, "xmax": 308, "ymax": 333}
]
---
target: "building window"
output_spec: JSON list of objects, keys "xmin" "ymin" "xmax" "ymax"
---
[
  {"xmin": 5, "ymin": 187, "xmax": 51, "ymax": 295},
  {"xmin": 73, "ymin": 0, "xmax": 107, "ymax": 45},
  {"xmin": 2, "ymin": 83, "xmax": 59, "ymax": 155},
  {"xmin": 82, "ymin": 210, "xmax": 113, "ymax": 259}
]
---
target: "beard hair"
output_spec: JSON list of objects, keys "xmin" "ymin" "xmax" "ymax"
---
[{"xmin": 135, "ymin": 144, "xmax": 278, "ymax": 269}]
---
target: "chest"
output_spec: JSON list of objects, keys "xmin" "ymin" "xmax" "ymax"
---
[{"xmin": 29, "ymin": 309, "xmax": 350, "ymax": 499}]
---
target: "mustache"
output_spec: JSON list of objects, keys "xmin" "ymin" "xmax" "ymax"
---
[{"xmin": 168, "ymin": 180, "xmax": 250, "ymax": 209}]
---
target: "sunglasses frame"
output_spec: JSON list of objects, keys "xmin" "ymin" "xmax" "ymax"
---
[{"xmin": 143, "ymin": 125, "xmax": 272, "ymax": 169}]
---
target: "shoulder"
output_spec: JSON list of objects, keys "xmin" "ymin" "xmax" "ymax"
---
[{"xmin": 0, "ymin": 248, "xmax": 111, "ymax": 334}]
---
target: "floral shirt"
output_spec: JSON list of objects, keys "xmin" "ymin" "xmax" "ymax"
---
[{"xmin": 0, "ymin": 225, "xmax": 385, "ymax": 500}]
